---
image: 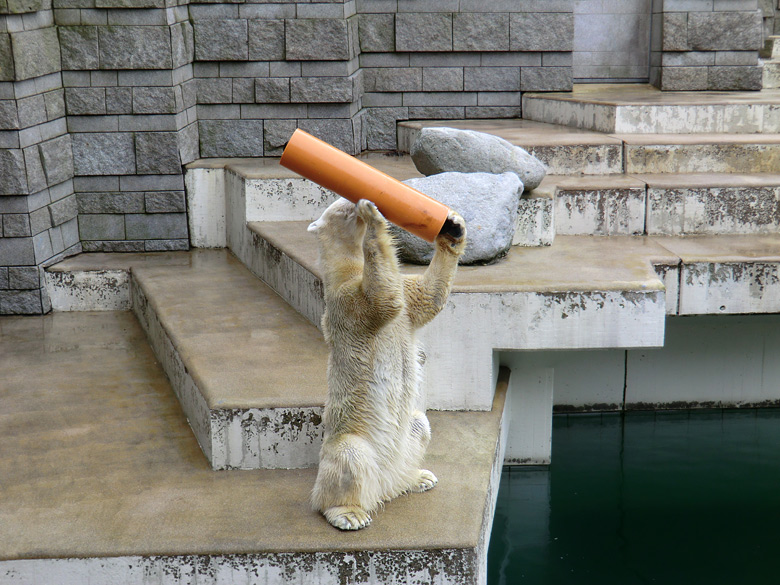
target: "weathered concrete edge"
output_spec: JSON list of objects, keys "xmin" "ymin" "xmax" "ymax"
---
[
  {"xmin": 45, "ymin": 269, "xmax": 131, "ymax": 311},
  {"xmin": 0, "ymin": 548, "xmax": 481, "ymax": 585},
  {"xmin": 130, "ymin": 270, "xmax": 324, "ymax": 471},
  {"xmin": 474, "ymin": 367, "xmax": 511, "ymax": 585},
  {"xmin": 130, "ymin": 275, "xmax": 215, "ymax": 466}
]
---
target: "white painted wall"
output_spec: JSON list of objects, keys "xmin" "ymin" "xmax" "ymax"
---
[
  {"xmin": 501, "ymin": 314, "xmax": 780, "ymax": 464},
  {"xmin": 626, "ymin": 314, "xmax": 780, "ymax": 408},
  {"xmin": 502, "ymin": 314, "xmax": 780, "ymax": 415},
  {"xmin": 185, "ymin": 167, "xmax": 226, "ymax": 248}
]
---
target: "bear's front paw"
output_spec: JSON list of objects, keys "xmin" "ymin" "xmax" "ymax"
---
[
  {"xmin": 357, "ymin": 199, "xmax": 384, "ymax": 225},
  {"xmin": 437, "ymin": 211, "xmax": 466, "ymax": 254},
  {"xmin": 324, "ymin": 506, "xmax": 372, "ymax": 531},
  {"xmin": 410, "ymin": 469, "xmax": 438, "ymax": 493}
]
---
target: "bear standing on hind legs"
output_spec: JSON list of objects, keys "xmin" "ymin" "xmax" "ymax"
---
[{"xmin": 307, "ymin": 197, "xmax": 467, "ymax": 531}]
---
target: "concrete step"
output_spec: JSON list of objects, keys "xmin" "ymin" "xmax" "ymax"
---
[
  {"xmin": 537, "ymin": 173, "xmax": 780, "ymax": 237},
  {"xmin": 240, "ymin": 221, "xmax": 673, "ymax": 410},
  {"xmin": 763, "ymin": 60, "xmax": 780, "ymax": 89},
  {"xmin": 240, "ymin": 220, "xmax": 780, "ymax": 377},
  {"xmin": 620, "ymin": 133, "xmax": 780, "ymax": 174},
  {"xmin": 522, "ymin": 84, "xmax": 780, "ymax": 134},
  {"xmin": 397, "ymin": 119, "xmax": 624, "ymax": 175},
  {"xmin": 397, "ymin": 118, "xmax": 780, "ymax": 176},
  {"xmin": 533, "ymin": 174, "xmax": 647, "ymax": 236},
  {"xmin": 0, "ymin": 310, "xmax": 508, "ymax": 584},
  {"xmin": 186, "ymin": 154, "xmax": 552, "ymax": 250},
  {"xmin": 190, "ymin": 158, "xmax": 780, "ymax": 243},
  {"xmin": 652, "ymin": 235, "xmax": 780, "ymax": 315},
  {"xmin": 47, "ymin": 249, "xmax": 330, "ymax": 471},
  {"xmin": 760, "ymin": 35, "xmax": 780, "ymax": 60},
  {"xmin": 640, "ymin": 173, "xmax": 780, "ymax": 236}
]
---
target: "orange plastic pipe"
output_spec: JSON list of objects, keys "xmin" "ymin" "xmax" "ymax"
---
[{"xmin": 280, "ymin": 129, "xmax": 450, "ymax": 243}]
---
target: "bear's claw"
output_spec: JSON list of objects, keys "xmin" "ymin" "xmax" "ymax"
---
[{"xmin": 324, "ymin": 506, "xmax": 372, "ymax": 531}]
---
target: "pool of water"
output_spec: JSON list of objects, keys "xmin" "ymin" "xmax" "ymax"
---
[{"xmin": 488, "ymin": 410, "xmax": 780, "ymax": 584}]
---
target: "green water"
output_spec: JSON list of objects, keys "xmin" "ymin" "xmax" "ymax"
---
[{"xmin": 488, "ymin": 410, "xmax": 780, "ymax": 585}]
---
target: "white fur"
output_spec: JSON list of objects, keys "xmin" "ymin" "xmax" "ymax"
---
[{"xmin": 309, "ymin": 197, "xmax": 466, "ymax": 531}]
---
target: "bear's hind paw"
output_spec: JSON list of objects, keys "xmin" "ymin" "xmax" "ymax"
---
[
  {"xmin": 324, "ymin": 506, "xmax": 372, "ymax": 531},
  {"xmin": 410, "ymin": 469, "xmax": 438, "ymax": 493}
]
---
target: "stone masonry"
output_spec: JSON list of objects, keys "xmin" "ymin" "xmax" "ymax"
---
[
  {"xmin": 651, "ymin": 0, "xmax": 765, "ymax": 90},
  {"xmin": 358, "ymin": 1, "xmax": 574, "ymax": 149},
  {"xmin": 0, "ymin": 0, "xmax": 772, "ymax": 314},
  {"xmin": 0, "ymin": 0, "xmax": 77, "ymax": 314},
  {"xmin": 57, "ymin": 1, "xmax": 197, "ymax": 254}
]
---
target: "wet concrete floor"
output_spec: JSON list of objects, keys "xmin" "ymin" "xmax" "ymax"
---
[{"xmin": 0, "ymin": 311, "xmax": 498, "ymax": 560}]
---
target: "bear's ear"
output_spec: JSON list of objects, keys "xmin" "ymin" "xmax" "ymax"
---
[{"xmin": 307, "ymin": 219, "xmax": 320, "ymax": 233}]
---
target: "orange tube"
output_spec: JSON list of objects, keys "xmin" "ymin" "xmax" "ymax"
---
[{"xmin": 280, "ymin": 129, "xmax": 449, "ymax": 243}]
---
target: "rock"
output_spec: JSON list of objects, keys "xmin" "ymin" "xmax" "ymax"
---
[
  {"xmin": 392, "ymin": 171, "xmax": 522, "ymax": 265},
  {"xmin": 410, "ymin": 127, "xmax": 546, "ymax": 191}
]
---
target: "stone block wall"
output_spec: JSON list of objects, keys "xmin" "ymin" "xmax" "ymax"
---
[
  {"xmin": 0, "ymin": 0, "xmax": 78, "ymax": 314},
  {"xmin": 359, "ymin": 0, "xmax": 574, "ymax": 150},
  {"xmin": 573, "ymin": 0, "xmax": 653, "ymax": 82},
  {"xmin": 651, "ymin": 0, "xmax": 764, "ymax": 90},
  {"xmin": 55, "ymin": 0, "xmax": 197, "ymax": 253},
  {"xmin": 190, "ymin": 1, "xmax": 363, "ymax": 158}
]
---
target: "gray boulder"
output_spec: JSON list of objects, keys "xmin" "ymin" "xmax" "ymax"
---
[
  {"xmin": 410, "ymin": 127, "xmax": 546, "ymax": 191},
  {"xmin": 392, "ymin": 171, "xmax": 522, "ymax": 265}
]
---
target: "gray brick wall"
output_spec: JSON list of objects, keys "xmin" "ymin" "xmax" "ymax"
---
[
  {"xmin": 190, "ymin": 6, "xmax": 364, "ymax": 159},
  {"xmin": 651, "ymin": 0, "xmax": 764, "ymax": 90},
  {"xmin": 358, "ymin": 2, "xmax": 573, "ymax": 149},
  {"xmin": 0, "ymin": 0, "xmax": 78, "ymax": 314},
  {"xmin": 55, "ymin": 1, "xmax": 196, "ymax": 256}
]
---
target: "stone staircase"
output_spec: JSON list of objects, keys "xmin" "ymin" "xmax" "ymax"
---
[{"xmin": 6, "ymin": 84, "xmax": 780, "ymax": 584}]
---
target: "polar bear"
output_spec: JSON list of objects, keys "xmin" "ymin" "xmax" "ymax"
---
[{"xmin": 308, "ymin": 197, "xmax": 466, "ymax": 531}]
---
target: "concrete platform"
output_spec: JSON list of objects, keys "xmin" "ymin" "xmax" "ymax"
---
[
  {"xmin": 50, "ymin": 249, "xmax": 329, "ymax": 470},
  {"xmin": 397, "ymin": 119, "xmax": 624, "ymax": 175},
  {"xmin": 242, "ymin": 221, "xmax": 669, "ymax": 411},
  {"xmin": 522, "ymin": 84, "xmax": 780, "ymax": 133},
  {"xmin": 535, "ymin": 173, "xmax": 780, "ymax": 237},
  {"xmin": 0, "ymin": 311, "xmax": 508, "ymax": 584},
  {"xmin": 619, "ymin": 133, "xmax": 780, "ymax": 174}
]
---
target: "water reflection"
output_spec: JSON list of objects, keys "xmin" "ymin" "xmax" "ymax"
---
[{"xmin": 489, "ymin": 410, "xmax": 780, "ymax": 584}]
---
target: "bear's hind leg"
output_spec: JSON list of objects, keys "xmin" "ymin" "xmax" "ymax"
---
[
  {"xmin": 312, "ymin": 434, "xmax": 381, "ymax": 531},
  {"xmin": 405, "ymin": 411, "xmax": 437, "ymax": 493}
]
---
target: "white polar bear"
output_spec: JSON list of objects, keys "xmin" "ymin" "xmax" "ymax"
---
[{"xmin": 307, "ymin": 197, "xmax": 466, "ymax": 530}]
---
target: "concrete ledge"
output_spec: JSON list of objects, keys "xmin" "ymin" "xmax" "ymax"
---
[
  {"xmin": 130, "ymin": 249, "xmax": 329, "ymax": 470},
  {"xmin": 655, "ymin": 235, "xmax": 780, "ymax": 315},
  {"xmin": 640, "ymin": 173, "xmax": 780, "ymax": 236},
  {"xmin": 187, "ymin": 154, "xmax": 552, "ymax": 249},
  {"xmin": 44, "ymin": 250, "xmax": 328, "ymax": 470},
  {"xmin": 397, "ymin": 119, "xmax": 624, "ymax": 175},
  {"xmin": 620, "ymin": 134, "xmax": 780, "ymax": 174},
  {"xmin": 398, "ymin": 117, "xmax": 780, "ymax": 177},
  {"xmin": 242, "ymin": 222, "xmax": 670, "ymax": 410},
  {"xmin": 540, "ymin": 174, "xmax": 648, "ymax": 236},
  {"xmin": 537, "ymin": 173, "xmax": 780, "ymax": 237},
  {"xmin": 44, "ymin": 252, "xmax": 191, "ymax": 311},
  {"xmin": 0, "ymin": 311, "xmax": 509, "ymax": 584},
  {"xmin": 522, "ymin": 85, "xmax": 780, "ymax": 133}
]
